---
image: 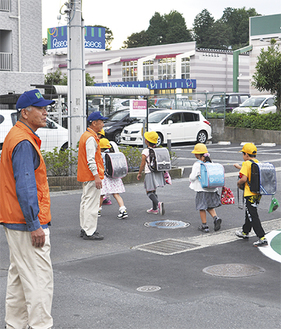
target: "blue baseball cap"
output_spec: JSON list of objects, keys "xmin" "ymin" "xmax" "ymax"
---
[
  {"xmin": 87, "ymin": 111, "xmax": 108, "ymax": 122},
  {"xmin": 16, "ymin": 89, "xmax": 55, "ymax": 109}
]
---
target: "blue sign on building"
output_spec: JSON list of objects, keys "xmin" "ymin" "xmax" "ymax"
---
[
  {"xmin": 95, "ymin": 79, "xmax": 196, "ymax": 90},
  {"xmin": 47, "ymin": 26, "xmax": 105, "ymax": 53}
]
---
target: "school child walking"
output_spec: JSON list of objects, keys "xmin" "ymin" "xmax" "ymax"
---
[
  {"xmin": 234, "ymin": 143, "xmax": 268, "ymax": 247},
  {"xmin": 189, "ymin": 143, "xmax": 222, "ymax": 232},
  {"xmin": 99, "ymin": 138, "xmax": 128, "ymax": 219},
  {"xmin": 137, "ymin": 131, "xmax": 165, "ymax": 215}
]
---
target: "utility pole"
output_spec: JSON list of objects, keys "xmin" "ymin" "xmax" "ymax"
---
[{"xmin": 66, "ymin": 0, "xmax": 86, "ymax": 149}]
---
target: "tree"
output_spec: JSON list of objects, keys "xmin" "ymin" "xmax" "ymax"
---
[
  {"xmin": 123, "ymin": 10, "xmax": 193, "ymax": 48},
  {"xmin": 252, "ymin": 39, "xmax": 281, "ymax": 112},
  {"xmin": 193, "ymin": 9, "xmax": 215, "ymax": 48},
  {"xmin": 221, "ymin": 7, "xmax": 260, "ymax": 50}
]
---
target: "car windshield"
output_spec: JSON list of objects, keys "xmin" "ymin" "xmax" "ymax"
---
[
  {"xmin": 148, "ymin": 111, "xmax": 169, "ymax": 123},
  {"xmin": 107, "ymin": 110, "xmax": 129, "ymax": 122},
  {"xmin": 240, "ymin": 97, "xmax": 266, "ymax": 107}
]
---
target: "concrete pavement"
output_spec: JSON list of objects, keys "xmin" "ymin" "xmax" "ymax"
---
[{"xmin": 0, "ymin": 172, "xmax": 280, "ymax": 329}]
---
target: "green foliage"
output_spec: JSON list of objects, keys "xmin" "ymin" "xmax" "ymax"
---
[
  {"xmin": 225, "ymin": 112, "xmax": 281, "ymax": 131},
  {"xmin": 252, "ymin": 39, "xmax": 281, "ymax": 112},
  {"xmin": 123, "ymin": 10, "xmax": 193, "ymax": 48},
  {"xmin": 42, "ymin": 147, "xmax": 78, "ymax": 176},
  {"xmin": 119, "ymin": 145, "xmax": 142, "ymax": 171}
]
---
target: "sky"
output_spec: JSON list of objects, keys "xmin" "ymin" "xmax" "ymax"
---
[{"xmin": 42, "ymin": 0, "xmax": 281, "ymax": 50}]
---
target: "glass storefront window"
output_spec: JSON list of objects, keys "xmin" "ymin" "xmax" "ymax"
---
[
  {"xmin": 122, "ymin": 61, "xmax": 137, "ymax": 81},
  {"xmin": 158, "ymin": 57, "xmax": 176, "ymax": 80},
  {"xmin": 181, "ymin": 57, "xmax": 190, "ymax": 79},
  {"xmin": 143, "ymin": 60, "xmax": 154, "ymax": 81}
]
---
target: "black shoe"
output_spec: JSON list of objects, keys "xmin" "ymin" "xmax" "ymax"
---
[
  {"xmin": 80, "ymin": 229, "xmax": 85, "ymax": 237},
  {"xmin": 214, "ymin": 216, "xmax": 222, "ymax": 231},
  {"xmin": 83, "ymin": 231, "xmax": 104, "ymax": 240}
]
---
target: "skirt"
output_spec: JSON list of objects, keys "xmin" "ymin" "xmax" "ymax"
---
[
  {"xmin": 101, "ymin": 175, "xmax": 125, "ymax": 195},
  {"xmin": 196, "ymin": 191, "xmax": 221, "ymax": 210},
  {"xmin": 144, "ymin": 172, "xmax": 165, "ymax": 192}
]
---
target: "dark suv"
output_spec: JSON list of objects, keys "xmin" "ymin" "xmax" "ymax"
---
[
  {"xmin": 103, "ymin": 108, "xmax": 163, "ymax": 144},
  {"xmin": 199, "ymin": 93, "xmax": 250, "ymax": 113}
]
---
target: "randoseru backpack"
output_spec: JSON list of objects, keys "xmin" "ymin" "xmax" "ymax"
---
[
  {"xmin": 147, "ymin": 147, "xmax": 171, "ymax": 172},
  {"xmin": 199, "ymin": 161, "xmax": 225, "ymax": 188},
  {"xmin": 105, "ymin": 152, "xmax": 128, "ymax": 179},
  {"xmin": 248, "ymin": 160, "xmax": 276, "ymax": 195}
]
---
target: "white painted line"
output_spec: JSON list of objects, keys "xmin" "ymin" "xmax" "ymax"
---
[
  {"xmin": 218, "ymin": 141, "xmax": 231, "ymax": 145},
  {"xmin": 261, "ymin": 143, "xmax": 276, "ymax": 147},
  {"xmin": 258, "ymin": 230, "xmax": 281, "ymax": 263}
]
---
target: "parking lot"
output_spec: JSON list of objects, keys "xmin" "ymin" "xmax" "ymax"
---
[{"xmin": 0, "ymin": 142, "xmax": 280, "ymax": 329}]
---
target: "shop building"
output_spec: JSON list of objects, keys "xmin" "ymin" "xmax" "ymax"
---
[{"xmin": 43, "ymin": 41, "xmax": 250, "ymax": 95}]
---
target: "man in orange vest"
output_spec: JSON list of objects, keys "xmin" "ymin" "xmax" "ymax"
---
[
  {"xmin": 77, "ymin": 111, "xmax": 108, "ymax": 240},
  {"xmin": 0, "ymin": 89, "xmax": 54, "ymax": 329}
]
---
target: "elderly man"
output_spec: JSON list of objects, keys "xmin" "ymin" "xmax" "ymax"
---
[
  {"xmin": 0, "ymin": 89, "xmax": 54, "ymax": 329},
  {"xmin": 77, "ymin": 111, "xmax": 108, "ymax": 240}
]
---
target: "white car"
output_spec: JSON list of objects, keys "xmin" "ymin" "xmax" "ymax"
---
[
  {"xmin": 0, "ymin": 110, "xmax": 68, "ymax": 153},
  {"xmin": 120, "ymin": 109, "xmax": 212, "ymax": 146},
  {"xmin": 232, "ymin": 95, "xmax": 276, "ymax": 114}
]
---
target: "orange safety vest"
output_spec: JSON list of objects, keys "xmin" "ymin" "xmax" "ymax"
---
[
  {"xmin": 0, "ymin": 121, "xmax": 51, "ymax": 225},
  {"xmin": 77, "ymin": 128, "xmax": 104, "ymax": 182}
]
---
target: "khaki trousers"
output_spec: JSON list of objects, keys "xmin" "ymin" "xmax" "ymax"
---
[
  {"xmin": 80, "ymin": 180, "xmax": 101, "ymax": 236},
  {"xmin": 4, "ymin": 227, "xmax": 53, "ymax": 329}
]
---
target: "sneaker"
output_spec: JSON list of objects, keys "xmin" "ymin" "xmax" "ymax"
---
[
  {"xmin": 158, "ymin": 202, "xmax": 165, "ymax": 215},
  {"xmin": 235, "ymin": 230, "xmax": 249, "ymax": 239},
  {"xmin": 147, "ymin": 208, "xmax": 158, "ymax": 215},
  {"xmin": 117, "ymin": 210, "xmax": 128, "ymax": 219},
  {"xmin": 83, "ymin": 231, "xmax": 104, "ymax": 240},
  {"xmin": 80, "ymin": 229, "xmax": 85, "ymax": 237},
  {"xmin": 198, "ymin": 224, "xmax": 209, "ymax": 233},
  {"xmin": 213, "ymin": 216, "xmax": 222, "ymax": 231},
  {"xmin": 102, "ymin": 197, "xmax": 112, "ymax": 205},
  {"xmin": 253, "ymin": 238, "xmax": 268, "ymax": 247}
]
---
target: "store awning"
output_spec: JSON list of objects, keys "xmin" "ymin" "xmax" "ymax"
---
[{"xmin": 53, "ymin": 85, "xmax": 150, "ymax": 96}]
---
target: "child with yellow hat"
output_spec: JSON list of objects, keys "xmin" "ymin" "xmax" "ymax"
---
[
  {"xmin": 99, "ymin": 138, "xmax": 128, "ymax": 219},
  {"xmin": 137, "ymin": 131, "xmax": 166, "ymax": 215},
  {"xmin": 234, "ymin": 143, "xmax": 268, "ymax": 247},
  {"xmin": 189, "ymin": 143, "xmax": 222, "ymax": 232}
]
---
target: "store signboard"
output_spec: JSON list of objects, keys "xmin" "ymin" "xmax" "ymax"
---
[
  {"xmin": 96, "ymin": 78, "xmax": 197, "ymax": 90},
  {"xmin": 47, "ymin": 26, "xmax": 105, "ymax": 54}
]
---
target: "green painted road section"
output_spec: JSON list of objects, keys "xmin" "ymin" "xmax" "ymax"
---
[{"xmin": 270, "ymin": 230, "xmax": 281, "ymax": 255}]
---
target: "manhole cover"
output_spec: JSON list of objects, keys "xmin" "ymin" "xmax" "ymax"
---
[
  {"xmin": 133, "ymin": 238, "xmax": 200, "ymax": 255},
  {"xmin": 136, "ymin": 286, "xmax": 161, "ymax": 292},
  {"xmin": 144, "ymin": 220, "xmax": 190, "ymax": 229},
  {"xmin": 203, "ymin": 263, "xmax": 265, "ymax": 278}
]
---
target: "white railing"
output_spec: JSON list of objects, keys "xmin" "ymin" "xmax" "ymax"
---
[
  {"xmin": 0, "ymin": 52, "xmax": 12, "ymax": 70},
  {"xmin": 0, "ymin": 0, "xmax": 10, "ymax": 11}
]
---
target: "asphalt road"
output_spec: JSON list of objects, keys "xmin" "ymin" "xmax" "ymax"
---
[{"xmin": 0, "ymin": 143, "xmax": 280, "ymax": 329}]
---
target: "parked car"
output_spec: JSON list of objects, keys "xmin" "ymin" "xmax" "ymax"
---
[
  {"xmin": 0, "ymin": 110, "xmax": 68, "ymax": 153},
  {"xmin": 232, "ymin": 95, "xmax": 276, "ymax": 114},
  {"xmin": 155, "ymin": 98, "xmax": 199, "ymax": 110},
  {"xmin": 103, "ymin": 108, "xmax": 166, "ymax": 144},
  {"xmin": 120, "ymin": 109, "xmax": 212, "ymax": 146},
  {"xmin": 198, "ymin": 93, "xmax": 250, "ymax": 113}
]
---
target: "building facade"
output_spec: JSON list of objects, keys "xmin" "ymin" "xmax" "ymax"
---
[
  {"xmin": 0, "ymin": 0, "xmax": 44, "ymax": 97},
  {"xmin": 43, "ymin": 41, "xmax": 250, "ymax": 95}
]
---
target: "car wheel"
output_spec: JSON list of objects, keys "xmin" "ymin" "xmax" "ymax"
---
[
  {"xmin": 60, "ymin": 142, "xmax": 68, "ymax": 151},
  {"xmin": 113, "ymin": 131, "xmax": 121, "ymax": 145},
  {"xmin": 197, "ymin": 130, "xmax": 207, "ymax": 144},
  {"xmin": 156, "ymin": 133, "xmax": 163, "ymax": 146}
]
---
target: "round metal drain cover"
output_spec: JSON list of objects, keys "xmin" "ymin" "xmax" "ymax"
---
[
  {"xmin": 136, "ymin": 285, "xmax": 161, "ymax": 292},
  {"xmin": 203, "ymin": 263, "xmax": 265, "ymax": 278},
  {"xmin": 144, "ymin": 220, "xmax": 190, "ymax": 229}
]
